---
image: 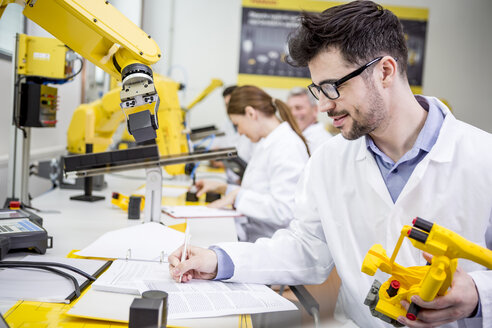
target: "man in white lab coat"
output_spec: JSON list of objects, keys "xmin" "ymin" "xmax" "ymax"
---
[
  {"xmin": 287, "ymin": 87, "xmax": 332, "ymax": 152},
  {"xmin": 169, "ymin": 1, "xmax": 491, "ymax": 327}
]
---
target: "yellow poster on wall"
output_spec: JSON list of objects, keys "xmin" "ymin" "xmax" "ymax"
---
[{"xmin": 237, "ymin": 0, "xmax": 428, "ymax": 94}]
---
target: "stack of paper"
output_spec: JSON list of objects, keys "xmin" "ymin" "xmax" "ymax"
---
[{"xmin": 68, "ymin": 259, "xmax": 297, "ymax": 321}]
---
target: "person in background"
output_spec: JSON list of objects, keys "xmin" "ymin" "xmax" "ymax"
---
[
  {"xmin": 169, "ymin": 1, "xmax": 492, "ymax": 327},
  {"xmin": 195, "ymin": 85, "xmax": 310, "ymax": 242},
  {"xmin": 210, "ymin": 86, "xmax": 255, "ymax": 184},
  {"xmin": 214, "ymin": 86, "xmax": 256, "ymax": 162},
  {"xmin": 287, "ymin": 86, "xmax": 332, "ymax": 152}
]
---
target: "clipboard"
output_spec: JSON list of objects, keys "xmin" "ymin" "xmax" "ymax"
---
[{"xmin": 162, "ymin": 205, "xmax": 243, "ymax": 219}]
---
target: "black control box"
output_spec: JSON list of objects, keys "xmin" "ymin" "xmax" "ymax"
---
[{"xmin": 0, "ymin": 209, "xmax": 52, "ymax": 260}]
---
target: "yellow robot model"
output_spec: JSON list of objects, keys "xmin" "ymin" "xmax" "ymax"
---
[{"xmin": 361, "ymin": 217, "xmax": 492, "ymax": 327}]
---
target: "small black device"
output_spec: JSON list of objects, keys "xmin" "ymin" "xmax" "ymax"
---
[
  {"xmin": 128, "ymin": 196, "xmax": 142, "ymax": 220},
  {"xmin": 129, "ymin": 289, "xmax": 168, "ymax": 328},
  {"xmin": 205, "ymin": 192, "xmax": 221, "ymax": 203},
  {"xmin": 0, "ymin": 208, "xmax": 52, "ymax": 260},
  {"xmin": 185, "ymin": 190, "xmax": 198, "ymax": 202},
  {"xmin": 19, "ymin": 83, "xmax": 58, "ymax": 127},
  {"xmin": 185, "ymin": 176, "xmax": 199, "ymax": 202},
  {"xmin": 142, "ymin": 290, "xmax": 168, "ymax": 328}
]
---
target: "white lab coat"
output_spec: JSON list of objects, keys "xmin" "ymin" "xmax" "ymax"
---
[
  {"xmin": 303, "ymin": 121, "xmax": 332, "ymax": 153},
  {"xmin": 234, "ymin": 122, "xmax": 310, "ymax": 242},
  {"xmin": 218, "ymin": 97, "xmax": 492, "ymax": 327}
]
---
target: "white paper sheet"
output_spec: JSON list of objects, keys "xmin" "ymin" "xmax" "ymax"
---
[
  {"xmin": 74, "ymin": 222, "xmax": 185, "ymax": 262},
  {"xmin": 88, "ymin": 260, "xmax": 297, "ymax": 320},
  {"xmin": 162, "ymin": 205, "xmax": 243, "ymax": 219}
]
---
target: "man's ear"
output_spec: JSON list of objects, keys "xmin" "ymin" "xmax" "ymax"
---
[
  {"xmin": 245, "ymin": 106, "xmax": 257, "ymax": 120},
  {"xmin": 380, "ymin": 56, "xmax": 398, "ymax": 88}
]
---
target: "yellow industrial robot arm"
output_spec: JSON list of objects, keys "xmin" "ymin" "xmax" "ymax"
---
[
  {"xmin": 1, "ymin": 0, "xmax": 161, "ymax": 142},
  {"xmin": 67, "ymin": 74, "xmax": 189, "ymax": 175},
  {"xmin": 184, "ymin": 78, "xmax": 223, "ymax": 112}
]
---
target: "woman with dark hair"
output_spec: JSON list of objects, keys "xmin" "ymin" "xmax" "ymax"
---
[{"xmin": 195, "ymin": 85, "xmax": 310, "ymax": 242}]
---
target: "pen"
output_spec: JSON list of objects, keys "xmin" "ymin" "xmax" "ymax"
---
[{"xmin": 179, "ymin": 226, "xmax": 191, "ymax": 283}]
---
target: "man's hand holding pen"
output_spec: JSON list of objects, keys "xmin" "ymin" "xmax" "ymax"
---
[{"xmin": 168, "ymin": 245, "xmax": 219, "ymax": 283}]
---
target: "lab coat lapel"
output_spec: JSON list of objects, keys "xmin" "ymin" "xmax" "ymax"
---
[
  {"xmin": 395, "ymin": 107, "xmax": 456, "ymax": 203},
  {"xmin": 356, "ymin": 139, "xmax": 394, "ymax": 207}
]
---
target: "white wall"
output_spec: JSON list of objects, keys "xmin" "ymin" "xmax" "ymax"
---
[
  {"xmin": 392, "ymin": 0, "xmax": 492, "ymax": 131},
  {"xmin": 143, "ymin": 0, "xmax": 244, "ymax": 130},
  {"xmin": 0, "ymin": 0, "xmax": 491, "ymax": 201}
]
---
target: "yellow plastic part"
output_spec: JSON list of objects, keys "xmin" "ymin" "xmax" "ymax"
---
[
  {"xmin": 361, "ymin": 220, "xmax": 492, "ymax": 322},
  {"xmin": 16, "ymin": 34, "xmax": 69, "ymax": 78},
  {"xmin": 20, "ymin": 0, "xmax": 160, "ymax": 80},
  {"xmin": 111, "ymin": 192, "xmax": 145, "ymax": 212}
]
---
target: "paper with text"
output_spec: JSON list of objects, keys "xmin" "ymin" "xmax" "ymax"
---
[{"xmin": 91, "ymin": 260, "xmax": 297, "ymax": 319}]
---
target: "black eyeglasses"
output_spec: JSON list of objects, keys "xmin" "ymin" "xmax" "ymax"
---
[{"xmin": 308, "ymin": 57, "xmax": 383, "ymax": 101}]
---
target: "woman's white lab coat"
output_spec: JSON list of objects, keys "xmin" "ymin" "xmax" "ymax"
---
[
  {"xmin": 234, "ymin": 122, "xmax": 309, "ymax": 242},
  {"xmin": 218, "ymin": 97, "xmax": 492, "ymax": 327}
]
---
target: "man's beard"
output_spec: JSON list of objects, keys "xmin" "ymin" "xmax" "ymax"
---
[{"xmin": 338, "ymin": 84, "xmax": 385, "ymax": 140}]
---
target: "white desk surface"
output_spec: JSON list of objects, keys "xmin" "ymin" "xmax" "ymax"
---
[
  {"xmin": 1, "ymin": 169, "xmax": 243, "ymax": 327},
  {"xmin": 33, "ymin": 170, "xmax": 237, "ymax": 256}
]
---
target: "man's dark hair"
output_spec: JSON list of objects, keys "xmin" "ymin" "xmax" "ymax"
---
[
  {"xmin": 288, "ymin": 0, "xmax": 408, "ymax": 76},
  {"xmin": 222, "ymin": 85, "xmax": 237, "ymax": 98}
]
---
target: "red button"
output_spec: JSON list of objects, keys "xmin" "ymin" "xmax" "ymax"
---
[{"xmin": 9, "ymin": 201, "xmax": 21, "ymax": 209}]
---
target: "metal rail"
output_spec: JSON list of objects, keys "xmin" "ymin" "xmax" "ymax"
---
[{"xmin": 65, "ymin": 148, "xmax": 237, "ymax": 179}]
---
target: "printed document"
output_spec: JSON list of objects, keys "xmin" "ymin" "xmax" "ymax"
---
[{"xmin": 90, "ymin": 260, "xmax": 297, "ymax": 319}]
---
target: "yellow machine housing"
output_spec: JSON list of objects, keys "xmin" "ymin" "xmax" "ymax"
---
[
  {"xmin": 361, "ymin": 217, "xmax": 492, "ymax": 327},
  {"xmin": 16, "ymin": 34, "xmax": 73, "ymax": 79}
]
